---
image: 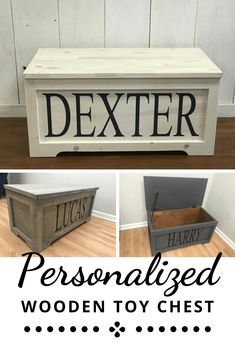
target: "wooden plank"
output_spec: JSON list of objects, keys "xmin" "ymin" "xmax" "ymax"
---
[
  {"xmin": 0, "ymin": 0, "xmax": 18, "ymax": 104},
  {"xmin": 5, "ymin": 186, "xmax": 98, "ymax": 252},
  {"xmin": 195, "ymin": 0, "xmax": 235, "ymax": 104},
  {"xmin": 150, "ymin": 0, "xmax": 197, "ymax": 47},
  {"xmin": 105, "ymin": 0, "xmax": 150, "ymax": 47},
  {"xmin": 24, "ymin": 48, "xmax": 222, "ymax": 79},
  {"xmin": 59, "ymin": 0, "xmax": 104, "ymax": 47},
  {"xmin": 11, "ymin": 0, "xmax": 59, "ymax": 103}
]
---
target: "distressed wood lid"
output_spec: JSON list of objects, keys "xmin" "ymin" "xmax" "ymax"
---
[
  {"xmin": 4, "ymin": 184, "xmax": 99, "ymax": 199},
  {"xmin": 24, "ymin": 48, "xmax": 222, "ymax": 79},
  {"xmin": 144, "ymin": 176, "xmax": 208, "ymax": 211}
]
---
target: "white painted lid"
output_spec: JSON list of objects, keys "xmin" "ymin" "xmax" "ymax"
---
[
  {"xmin": 5, "ymin": 184, "xmax": 98, "ymax": 199},
  {"xmin": 24, "ymin": 48, "xmax": 222, "ymax": 79}
]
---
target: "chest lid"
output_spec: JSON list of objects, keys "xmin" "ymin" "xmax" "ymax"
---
[
  {"xmin": 4, "ymin": 184, "xmax": 99, "ymax": 200},
  {"xmin": 144, "ymin": 176, "xmax": 208, "ymax": 212},
  {"xmin": 24, "ymin": 48, "xmax": 222, "ymax": 79}
]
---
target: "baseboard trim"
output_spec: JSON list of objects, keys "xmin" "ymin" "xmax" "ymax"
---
[
  {"xmin": 0, "ymin": 104, "xmax": 26, "ymax": 117},
  {"xmin": 92, "ymin": 210, "xmax": 116, "ymax": 222},
  {"xmin": 0, "ymin": 104, "xmax": 235, "ymax": 118},
  {"xmin": 120, "ymin": 221, "xmax": 147, "ymax": 230},
  {"xmin": 217, "ymin": 104, "xmax": 235, "ymax": 117},
  {"xmin": 216, "ymin": 226, "xmax": 235, "ymax": 251}
]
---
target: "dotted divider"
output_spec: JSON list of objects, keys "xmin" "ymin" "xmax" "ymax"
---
[{"xmin": 24, "ymin": 324, "xmax": 211, "ymax": 336}]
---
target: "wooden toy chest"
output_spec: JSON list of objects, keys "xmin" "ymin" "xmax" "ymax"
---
[
  {"xmin": 144, "ymin": 176, "xmax": 217, "ymax": 254},
  {"xmin": 24, "ymin": 48, "xmax": 222, "ymax": 157},
  {"xmin": 5, "ymin": 184, "xmax": 98, "ymax": 252}
]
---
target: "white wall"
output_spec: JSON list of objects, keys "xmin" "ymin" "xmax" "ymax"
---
[
  {"xmin": 8, "ymin": 172, "xmax": 116, "ymax": 217},
  {"xmin": 205, "ymin": 173, "xmax": 235, "ymax": 243},
  {"xmin": 119, "ymin": 171, "xmax": 215, "ymax": 226},
  {"xmin": 0, "ymin": 0, "xmax": 235, "ymax": 116}
]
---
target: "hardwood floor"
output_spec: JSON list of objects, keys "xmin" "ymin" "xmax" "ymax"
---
[
  {"xmin": 0, "ymin": 199, "xmax": 116, "ymax": 257},
  {"xmin": 0, "ymin": 117, "xmax": 235, "ymax": 168},
  {"xmin": 120, "ymin": 226, "xmax": 235, "ymax": 257}
]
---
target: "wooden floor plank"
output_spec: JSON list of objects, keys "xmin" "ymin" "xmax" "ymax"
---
[
  {"xmin": 0, "ymin": 117, "xmax": 234, "ymax": 168},
  {"xmin": 0, "ymin": 199, "xmax": 116, "ymax": 257},
  {"xmin": 120, "ymin": 226, "xmax": 235, "ymax": 257}
]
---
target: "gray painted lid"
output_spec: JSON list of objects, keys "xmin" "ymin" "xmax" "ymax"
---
[
  {"xmin": 144, "ymin": 176, "xmax": 208, "ymax": 211},
  {"xmin": 4, "ymin": 184, "xmax": 99, "ymax": 199}
]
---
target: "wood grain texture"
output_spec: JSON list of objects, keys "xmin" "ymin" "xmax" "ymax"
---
[
  {"xmin": 11, "ymin": 0, "xmax": 59, "ymax": 103},
  {"xmin": 195, "ymin": 0, "xmax": 235, "ymax": 104},
  {"xmin": 0, "ymin": 198, "xmax": 116, "ymax": 257},
  {"xmin": 120, "ymin": 226, "xmax": 235, "ymax": 257},
  {"xmin": 0, "ymin": 117, "xmax": 234, "ymax": 169},
  {"xmin": 150, "ymin": 0, "xmax": 197, "ymax": 47},
  {"xmin": 5, "ymin": 184, "xmax": 98, "ymax": 198},
  {"xmin": 105, "ymin": 0, "xmax": 150, "ymax": 47},
  {"xmin": 59, "ymin": 0, "xmax": 104, "ymax": 47},
  {"xmin": 24, "ymin": 48, "xmax": 222, "ymax": 78},
  {"xmin": 0, "ymin": 0, "xmax": 18, "ymax": 103},
  {"xmin": 5, "ymin": 185, "xmax": 98, "ymax": 252}
]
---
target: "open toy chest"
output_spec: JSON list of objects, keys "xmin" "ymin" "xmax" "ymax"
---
[{"xmin": 144, "ymin": 176, "xmax": 217, "ymax": 254}]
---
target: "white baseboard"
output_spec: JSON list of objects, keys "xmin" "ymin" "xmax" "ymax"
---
[
  {"xmin": 217, "ymin": 104, "xmax": 235, "ymax": 117},
  {"xmin": 216, "ymin": 226, "xmax": 235, "ymax": 251},
  {"xmin": 0, "ymin": 104, "xmax": 26, "ymax": 117},
  {"xmin": 92, "ymin": 210, "xmax": 116, "ymax": 222},
  {"xmin": 120, "ymin": 221, "xmax": 147, "ymax": 231},
  {"xmin": 0, "ymin": 103, "xmax": 235, "ymax": 118}
]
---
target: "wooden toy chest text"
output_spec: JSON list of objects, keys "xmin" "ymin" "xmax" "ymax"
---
[
  {"xmin": 5, "ymin": 184, "xmax": 98, "ymax": 252},
  {"xmin": 144, "ymin": 176, "xmax": 217, "ymax": 254},
  {"xmin": 24, "ymin": 48, "xmax": 222, "ymax": 157}
]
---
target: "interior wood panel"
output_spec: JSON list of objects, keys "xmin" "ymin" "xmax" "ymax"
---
[
  {"xmin": 0, "ymin": 117, "xmax": 234, "ymax": 168},
  {"xmin": 120, "ymin": 226, "xmax": 235, "ymax": 257},
  {"xmin": 0, "ymin": 199, "xmax": 116, "ymax": 257},
  {"xmin": 152, "ymin": 207, "xmax": 213, "ymax": 229}
]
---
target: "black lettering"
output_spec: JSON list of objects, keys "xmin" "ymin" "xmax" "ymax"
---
[
  {"xmin": 43, "ymin": 93, "xmax": 70, "ymax": 137},
  {"xmin": 168, "ymin": 233, "xmax": 176, "ymax": 247},
  {"xmin": 175, "ymin": 232, "xmax": 182, "ymax": 245},
  {"xmin": 18, "ymin": 252, "xmax": 45, "ymax": 288},
  {"xmin": 151, "ymin": 93, "xmax": 172, "ymax": 136},
  {"xmin": 158, "ymin": 300, "xmax": 166, "ymax": 313},
  {"xmin": 70, "ymin": 200, "xmax": 78, "ymax": 224},
  {"xmin": 69, "ymin": 301, "xmax": 79, "ymax": 312},
  {"xmin": 63, "ymin": 202, "xmax": 70, "ymax": 227},
  {"xmin": 97, "ymin": 93, "xmax": 124, "ymax": 137},
  {"xmin": 174, "ymin": 93, "xmax": 198, "ymax": 136},
  {"xmin": 39, "ymin": 300, "xmax": 51, "ymax": 313},
  {"xmin": 21, "ymin": 300, "xmax": 37, "ymax": 313},
  {"xmin": 196, "ymin": 228, "xmax": 202, "ymax": 241},
  {"xmin": 189, "ymin": 229, "xmax": 196, "ymax": 243},
  {"xmin": 55, "ymin": 204, "xmax": 62, "ymax": 231},
  {"xmin": 194, "ymin": 300, "xmax": 203, "ymax": 313},
  {"xmin": 126, "ymin": 93, "xmax": 149, "ymax": 137},
  {"xmin": 73, "ymin": 93, "xmax": 95, "ymax": 137},
  {"xmin": 54, "ymin": 300, "xmax": 65, "ymax": 313},
  {"xmin": 182, "ymin": 230, "xmax": 190, "ymax": 244},
  {"xmin": 170, "ymin": 300, "xmax": 180, "ymax": 312},
  {"xmin": 81, "ymin": 197, "xmax": 87, "ymax": 218}
]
